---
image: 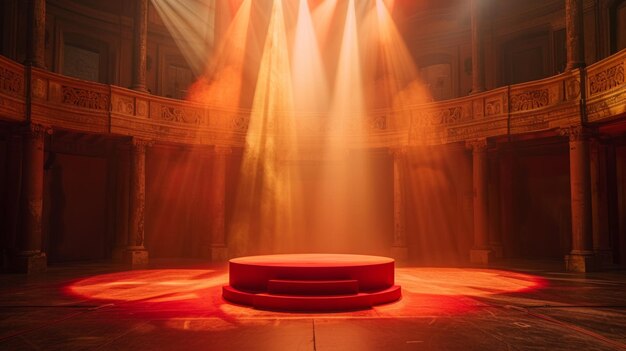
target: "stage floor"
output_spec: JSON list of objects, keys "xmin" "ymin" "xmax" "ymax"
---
[{"xmin": 0, "ymin": 259, "xmax": 625, "ymax": 350}]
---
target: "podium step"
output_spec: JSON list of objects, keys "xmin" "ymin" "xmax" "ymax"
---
[
  {"xmin": 223, "ymin": 285, "xmax": 401, "ymax": 312},
  {"xmin": 267, "ymin": 279, "xmax": 359, "ymax": 295}
]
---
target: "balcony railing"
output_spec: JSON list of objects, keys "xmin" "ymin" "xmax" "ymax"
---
[{"xmin": 1, "ymin": 49, "xmax": 625, "ymax": 147}]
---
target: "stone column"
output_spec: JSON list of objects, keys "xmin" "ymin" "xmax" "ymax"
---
[
  {"xmin": 561, "ymin": 126, "xmax": 595, "ymax": 272},
  {"xmin": 13, "ymin": 124, "xmax": 49, "ymax": 273},
  {"xmin": 467, "ymin": 139, "xmax": 491, "ymax": 264},
  {"xmin": 131, "ymin": 0, "xmax": 148, "ymax": 91},
  {"xmin": 470, "ymin": 0, "xmax": 485, "ymax": 94},
  {"xmin": 565, "ymin": 0, "xmax": 585, "ymax": 70},
  {"xmin": 590, "ymin": 138, "xmax": 612, "ymax": 265},
  {"xmin": 391, "ymin": 148, "xmax": 408, "ymax": 262},
  {"xmin": 25, "ymin": 0, "xmax": 45, "ymax": 68},
  {"xmin": 210, "ymin": 146, "xmax": 231, "ymax": 261},
  {"xmin": 124, "ymin": 138, "xmax": 150, "ymax": 266}
]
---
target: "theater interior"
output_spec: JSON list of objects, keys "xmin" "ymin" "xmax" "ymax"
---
[{"xmin": 0, "ymin": 0, "xmax": 626, "ymax": 350}]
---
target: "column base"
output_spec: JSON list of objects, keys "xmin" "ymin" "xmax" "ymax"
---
[
  {"xmin": 565, "ymin": 252, "xmax": 596, "ymax": 272},
  {"xmin": 124, "ymin": 249, "xmax": 149, "ymax": 267},
  {"xmin": 11, "ymin": 252, "xmax": 47, "ymax": 274},
  {"xmin": 470, "ymin": 249, "xmax": 492, "ymax": 265},
  {"xmin": 390, "ymin": 246, "xmax": 409, "ymax": 263},
  {"xmin": 211, "ymin": 246, "xmax": 229, "ymax": 262}
]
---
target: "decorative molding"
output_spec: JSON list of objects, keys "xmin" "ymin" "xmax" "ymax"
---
[
  {"xmin": 511, "ymin": 89, "xmax": 549, "ymax": 112},
  {"xmin": 420, "ymin": 106, "xmax": 469, "ymax": 126},
  {"xmin": 389, "ymin": 146, "xmax": 409, "ymax": 158},
  {"xmin": 31, "ymin": 78, "xmax": 47, "ymax": 99},
  {"xmin": 565, "ymin": 79, "xmax": 581, "ymax": 100},
  {"xmin": 370, "ymin": 115, "xmax": 388, "ymax": 130},
  {"xmin": 558, "ymin": 125, "xmax": 594, "ymax": 142},
  {"xmin": 158, "ymin": 105, "xmax": 206, "ymax": 125},
  {"xmin": 1, "ymin": 52, "xmax": 626, "ymax": 151},
  {"xmin": 214, "ymin": 146, "xmax": 233, "ymax": 156},
  {"xmin": 485, "ymin": 99, "xmax": 503, "ymax": 116},
  {"xmin": 112, "ymin": 95, "xmax": 134, "ymax": 115},
  {"xmin": 0, "ymin": 66, "xmax": 24, "ymax": 97},
  {"xmin": 589, "ymin": 63, "xmax": 624, "ymax": 96},
  {"xmin": 466, "ymin": 138, "xmax": 488, "ymax": 151},
  {"xmin": 62, "ymin": 86, "xmax": 109, "ymax": 110},
  {"xmin": 21, "ymin": 123, "xmax": 52, "ymax": 139},
  {"xmin": 232, "ymin": 114, "xmax": 249, "ymax": 131}
]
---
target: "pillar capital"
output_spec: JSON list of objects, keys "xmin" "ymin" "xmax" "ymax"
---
[
  {"xmin": 126, "ymin": 137, "xmax": 153, "ymax": 153},
  {"xmin": 559, "ymin": 125, "xmax": 595, "ymax": 142},
  {"xmin": 466, "ymin": 138, "xmax": 488, "ymax": 151},
  {"xmin": 20, "ymin": 123, "xmax": 52, "ymax": 139},
  {"xmin": 213, "ymin": 145, "xmax": 233, "ymax": 156},
  {"xmin": 389, "ymin": 146, "xmax": 409, "ymax": 158}
]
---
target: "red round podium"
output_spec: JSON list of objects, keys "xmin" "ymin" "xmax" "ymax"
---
[{"xmin": 222, "ymin": 254, "xmax": 401, "ymax": 311}]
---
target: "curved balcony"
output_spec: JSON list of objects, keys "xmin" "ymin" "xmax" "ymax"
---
[{"xmin": 1, "ymin": 49, "xmax": 624, "ymax": 147}]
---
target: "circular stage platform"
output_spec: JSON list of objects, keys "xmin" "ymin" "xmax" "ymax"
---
[{"xmin": 222, "ymin": 254, "xmax": 401, "ymax": 311}]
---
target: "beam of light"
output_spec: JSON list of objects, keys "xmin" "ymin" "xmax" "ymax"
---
[
  {"xmin": 306, "ymin": 0, "xmax": 388, "ymax": 255},
  {"xmin": 151, "ymin": 0, "xmax": 215, "ymax": 75},
  {"xmin": 228, "ymin": 0, "xmax": 301, "ymax": 256},
  {"xmin": 383, "ymin": 0, "xmax": 397, "ymax": 12},
  {"xmin": 364, "ymin": 0, "xmax": 431, "ymax": 111},
  {"xmin": 311, "ymin": 0, "xmax": 339, "ymax": 53},
  {"xmin": 291, "ymin": 0, "xmax": 329, "ymax": 114},
  {"xmin": 186, "ymin": 0, "xmax": 252, "ymax": 108}
]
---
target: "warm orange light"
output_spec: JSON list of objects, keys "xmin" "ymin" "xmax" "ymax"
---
[
  {"xmin": 65, "ymin": 267, "xmax": 545, "ymax": 321},
  {"xmin": 67, "ymin": 269, "xmax": 226, "ymax": 303}
]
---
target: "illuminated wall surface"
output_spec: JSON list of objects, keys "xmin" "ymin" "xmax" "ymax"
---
[{"xmin": 153, "ymin": 0, "xmax": 443, "ymax": 256}]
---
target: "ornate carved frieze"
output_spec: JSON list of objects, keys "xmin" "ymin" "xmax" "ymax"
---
[
  {"xmin": 589, "ymin": 63, "xmax": 624, "ymax": 96},
  {"xmin": 0, "ymin": 66, "xmax": 24, "ymax": 97},
  {"xmin": 370, "ymin": 115, "xmax": 388, "ymax": 130},
  {"xmin": 112, "ymin": 95, "xmax": 135, "ymax": 115},
  {"xmin": 159, "ymin": 105, "xmax": 206, "ymax": 125},
  {"xmin": 510, "ymin": 104, "xmax": 580, "ymax": 134},
  {"xmin": 485, "ymin": 98, "xmax": 503, "ymax": 116},
  {"xmin": 565, "ymin": 78, "xmax": 581, "ymax": 100},
  {"xmin": 136, "ymin": 100, "xmax": 148, "ymax": 117},
  {"xmin": 232, "ymin": 114, "xmax": 250, "ymax": 131},
  {"xmin": 419, "ymin": 106, "xmax": 469, "ymax": 126},
  {"xmin": 31, "ymin": 78, "xmax": 46, "ymax": 99},
  {"xmin": 62, "ymin": 86, "xmax": 109, "ymax": 111},
  {"xmin": 510, "ymin": 89, "xmax": 549, "ymax": 112},
  {"xmin": 587, "ymin": 91, "xmax": 626, "ymax": 122}
]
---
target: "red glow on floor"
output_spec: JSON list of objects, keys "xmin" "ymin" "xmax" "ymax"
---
[{"xmin": 65, "ymin": 267, "xmax": 546, "ymax": 320}]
